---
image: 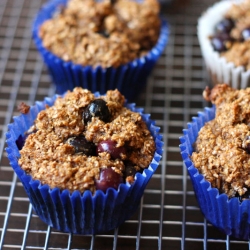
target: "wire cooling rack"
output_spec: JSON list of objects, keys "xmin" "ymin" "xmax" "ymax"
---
[{"xmin": 1, "ymin": 0, "xmax": 250, "ymax": 249}]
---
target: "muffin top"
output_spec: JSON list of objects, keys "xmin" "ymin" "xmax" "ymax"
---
[
  {"xmin": 191, "ymin": 84, "xmax": 250, "ymax": 199},
  {"xmin": 210, "ymin": 0, "xmax": 250, "ymax": 70},
  {"xmin": 39, "ymin": 0, "xmax": 161, "ymax": 68},
  {"xmin": 18, "ymin": 88, "xmax": 155, "ymax": 194}
]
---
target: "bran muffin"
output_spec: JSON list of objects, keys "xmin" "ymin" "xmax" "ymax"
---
[
  {"xmin": 6, "ymin": 88, "xmax": 163, "ymax": 234},
  {"xmin": 32, "ymin": 0, "xmax": 169, "ymax": 100},
  {"xmin": 18, "ymin": 88, "xmax": 155, "ymax": 194},
  {"xmin": 180, "ymin": 83, "xmax": 250, "ymax": 240},
  {"xmin": 197, "ymin": 0, "xmax": 250, "ymax": 89},
  {"xmin": 192, "ymin": 84, "xmax": 250, "ymax": 199}
]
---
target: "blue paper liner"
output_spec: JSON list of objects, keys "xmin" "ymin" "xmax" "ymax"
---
[
  {"xmin": 5, "ymin": 92, "xmax": 163, "ymax": 235},
  {"xmin": 179, "ymin": 105, "xmax": 250, "ymax": 240},
  {"xmin": 32, "ymin": 0, "xmax": 169, "ymax": 101}
]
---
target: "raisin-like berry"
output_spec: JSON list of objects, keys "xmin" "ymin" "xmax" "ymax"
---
[
  {"xmin": 242, "ymin": 28, "xmax": 250, "ymax": 40},
  {"xmin": 97, "ymin": 139, "xmax": 126, "ymax": 159},
  {"xmin": 211, "ymin": 33, "xmax": 232, "ymax": 52},
  {"xmin": 243, "ymin": 136, "xmax": 250, "ymax": 154},
  {"xmin": 124, "ymin": 162, "xmax": 137, "ymax": 178},
  {"xmin": 98, "ymin": 29, "xmax": 109, "ymax": 38},
  {"xmin": 215, "ymin": 18, "xmax": 234, "ymax": 34},
  {"xmin": 66, "ymin": 136, "xmax": 96, "ymax": 155},
  {"xmin": 96, "ymin": 168, "xmax": 123, "ymax": 192},
  {"xmin": 16, "ymin": 134, "xmax": 28, "ymax": 150},
  {"xmin": 82, "ymin": 99, "xmax": 111, "ymax": 124}
]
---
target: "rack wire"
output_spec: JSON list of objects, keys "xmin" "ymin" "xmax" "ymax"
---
[{"xmin": 1, "ymin": 0, "xmax": 250, "ymax": 249}]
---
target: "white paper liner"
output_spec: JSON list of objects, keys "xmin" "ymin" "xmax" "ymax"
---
[{"xmin": 197, "ymin": 0, "xmax": 250, "ymax": 89}]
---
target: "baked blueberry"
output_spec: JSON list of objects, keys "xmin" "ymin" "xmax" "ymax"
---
[
  {"xmin": 124, "ymin": 162, "xmax": 137, "ymax": 178},
  {"xmin": 215, "ymin": 18, "xmax": 234, "ymax": 34},
  {"xmin": 16, "ymin": 134, "xmax": 27, "ymax": 150},
  {"xmin": 242, "ymin": 28, "xmax": 250, "ymax": 40},
  {"xmin": 211, "ymin": 33, "xmax": 232, "ymax": 52},
  {"xmin": 97, "ymin": 139, "xmax": 126, "ymax": 159},
  {"xmin": 66, "ymin": 135, "xmax": 96, "ymax": 155},
  {"xmin": 82, "ymin": 99, "xmax": 111, "ymax": 124},
  {"xmin": 96, "ymin": 168, "xmax": 123, "ymax": 192},
  {"xmin": 98, "ymin": 29, "xmax": 110, "ymax": 38},
  {"xmin": 243, "ymin": 135, "xmax": 250, "ymax": 153}
]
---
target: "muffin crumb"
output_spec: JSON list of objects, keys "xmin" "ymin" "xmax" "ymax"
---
[{"xmin": 18, "ymin": 102, "xmax": 30, "ymax": 114}]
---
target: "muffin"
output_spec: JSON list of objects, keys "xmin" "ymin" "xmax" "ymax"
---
[
  {"xmin": 180, "ymin": 83, "xmax": 250, "ymax": 240},
  {"xmin": 6, "ymin": 88, "xmax": 163, "ymax": 234},
  {"xmin": 197, "ymin": 0, "xmax": 250, "ymax": 89},
  {"xmin": 32, "ymin": 0, "xmax": 169, "ymax": 101}
]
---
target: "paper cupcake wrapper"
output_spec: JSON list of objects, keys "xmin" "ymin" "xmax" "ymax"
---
[
  {"xmin": 197, "ymin": 0, "xmax": 250, "ymax": 89},
  {"xmin": 5, "ymin": 92, "xmax": 163, "ymax": 235},
  {"xmin": 179, "ymin": 105, "xmax": 250, "ymax": 240},
  {"xmin": 32, "ymin": 0, "xmax": 169, "ymax": 101}
]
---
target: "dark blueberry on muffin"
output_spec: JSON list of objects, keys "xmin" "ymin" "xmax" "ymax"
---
[
  {"xmin": 96, "ymin": 168, "xmax": 123, "ymax": 192},
  {"xmin": 97, "ymin": 139, "xmax": 126, "ymax": 159},
  {"xmin": 215, "ymin": 18, "xmax": 234, "ymax": 34},
  {"xmin": 211, "ymin": 32, "xmax": 232, "ymax": 52},
  {"xmin": 83, "ymin": 99, "xmax": 111, "ymax": 124},
  {"xmin": 242, "ymin": 135, "xmax": 250, "ymax": 153},
  {"xmin": 124, "ymin": 161, "xmax": 137, "ymax": 178},
  {"xmin": 242, "ymin": 27, "xmax": 250, "ymax": 40},
  {"xmin": 66, "ymin": 135, "xmax": 96, "ymax": 155},
  {"xmin": 16, "ymin": 134, "xmax": 27, "ymax": 150},
  {"xmin": 210, "ymin": 18, "xmax": 235, "ymax": 52}
]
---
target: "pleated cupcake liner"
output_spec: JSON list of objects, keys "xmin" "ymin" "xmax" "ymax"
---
[
  {"xmin": 179, "ymin": 105, "xmax": 250, "ymax": 240},
  {"xmin": 5, "ymin": 91, "xmax": 163, "ymax": 235},
  {"xmin": 32, "ymin": 0, "xmax": 169, "ymax": 101},
  {"xmin": 197, "ymin": 0, "xmax": 250, "ymax": 89}
]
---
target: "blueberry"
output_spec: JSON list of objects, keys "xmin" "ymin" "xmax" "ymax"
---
[
  {"xmin": 96, "ymin": 168, "xmax": 123, "ymax": 192},
  {"xmin": 124, "ymin": 162, "xmax": 137, "ymax": 178},
  {"xmin": 16, "ymin": 134, "xmax": 28, "ymax": 150},
  {"xmin": 97, "ymin": 139, "xmax": 126, "ymax": 159},
  {"xmin": 242, "ymin": 28, "xmax": 250, "ymax": 40},
  {"xmin": 211, "ymin": 32, "xmax": 232, "ymax": 52},
  {"xmin": 215, "ymin": 18, "xmax": 234, "ymax": 34},
  {"xmin": 66, "ymin": 135, "xmax": 96, "ymax": 155},
  {"xmin": 83, "ymin": 99, "xmax": 111, "ymax": 124},
  {"xmin": 98, "ymin": 29, "xmax": 110, "ymax": 38},
  {"xmin": 243, "ymin": 136, "xmax": 250, "ymax": 153}
]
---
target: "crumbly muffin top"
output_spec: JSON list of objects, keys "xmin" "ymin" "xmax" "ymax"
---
[
  {"xmin": 39, "ymin": 0, "xmax": 161, "ymax": 68},
  {"xmin": 212, "ymin": 0, "xmax": 250, "ymax": 69},
  {"xmin": 191, "ymin": 84, "xmax": 250, "ymax": 199},
  {"xmin": 18, "ymin": 88, "xmax": 155, "ymax": 194}
]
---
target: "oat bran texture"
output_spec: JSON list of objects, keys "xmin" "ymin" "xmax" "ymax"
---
[
  {"xmin": 39, "ymin": 0, "xmax": 161, "ymax": 68},
  {"xmin": 18, "ymin": 88, "xmax": 155, "ymax": 194},
  {"xmin": 192, "ymin": 84, "xmax": 250, "ymax": 199}
]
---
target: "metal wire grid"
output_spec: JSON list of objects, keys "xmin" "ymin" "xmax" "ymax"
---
[{"xmin": 0, "ymin": 0, "xmax": 250, "ymax": 249}]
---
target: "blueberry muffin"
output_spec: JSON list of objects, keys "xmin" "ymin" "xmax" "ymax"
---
[
  {"xmin": 210, "ymin": 0, "xmax": 250, "ymax": 69},
  {"xmin": 18, "ymin": 88, "xmax": 155, "ymax": 194},
  {"xmin": 197, "ymin": 0, "xmax": 250, "ymax": 89},
  {"xmin": 6, "ymin": 88, "xmax": 163, "ymax": 234}
]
